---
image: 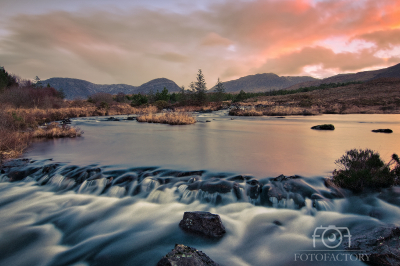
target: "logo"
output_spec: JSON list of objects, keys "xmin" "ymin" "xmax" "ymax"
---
[
  {"xmin": 312, "ymin": 225, "xmax": 351, "ymax": 249},
  {"xmin": 294, "ymin": 225, "xmax": 370, "ymax": 263}
]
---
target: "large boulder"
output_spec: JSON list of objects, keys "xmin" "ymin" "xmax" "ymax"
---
[
  {"xmin": 179, "ymin": 211, "xmax": 226, "ymax": 238},
  {"xmin": 157, "ymin": 244, "xmax": 219, "ymax": 266},
  {"xmin": 343, "ymin": 225, "xmax": 400, "ymax": 265}
]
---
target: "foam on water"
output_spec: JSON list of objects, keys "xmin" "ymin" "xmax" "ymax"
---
[{"xmin": 1, "ymin": 163, "xmax": 399, "ymax": 266}]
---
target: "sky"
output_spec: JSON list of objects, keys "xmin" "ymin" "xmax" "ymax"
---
[{"xmin": 1, "ymin": 0, "xmax": 400, "ymax": 87}]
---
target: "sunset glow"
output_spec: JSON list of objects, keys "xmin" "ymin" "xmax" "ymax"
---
[{"xmin": 0, "ymin": 0, "xmax": 399, "ymax": 86}]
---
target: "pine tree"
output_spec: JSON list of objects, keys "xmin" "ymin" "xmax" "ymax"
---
[
  {"xmin": 214, "ymin": 78, "xmax": 225, "ymax": 102},
  {"xmin": 193, "ymin": 69, "xmax": 207, "ymax": 105}
]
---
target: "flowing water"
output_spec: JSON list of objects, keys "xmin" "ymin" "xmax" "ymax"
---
[{"xmin": 1, "ymin": 112, "xmax": 400, "ymax": 266}]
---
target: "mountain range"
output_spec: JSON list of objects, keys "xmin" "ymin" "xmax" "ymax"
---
[
  {"xmin": 43, "ymin": 62, "xmax": 400, "ymax": 99},
  {"xmin": 42, "ymin": 77, "xmax": 181, "ymax": 100}
]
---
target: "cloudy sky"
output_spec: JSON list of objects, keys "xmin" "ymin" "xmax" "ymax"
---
[{"xmin": 1, "ymin": 0, "xmax": 400, "ymax": 87}]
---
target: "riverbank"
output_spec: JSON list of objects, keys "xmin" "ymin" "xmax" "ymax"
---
[
  {"xmin": 0, "ymin": 103, "xmax": 158, "ymax": 164},
  {"xmin": 230, "ymin": 78, "xmax": 400, "ymax": 116}
]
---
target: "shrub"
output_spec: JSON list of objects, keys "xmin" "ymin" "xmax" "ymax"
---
[
  {"xmin": 89, "ymin": 92, "xmax": 114, "ymax": 107},
  {"xmin": 99, "ymin": 101, "xmax": 109, "ymax": 110},
  {"xmin": 331, "ymin": 149, "xmax": 400, "ymax": 192},
  {"xmin": 131, "ymin": 93, "xmax": 148, "ymax": 106},
  {"xmin": 154, "ymin": 100, "xmax": 169, "ymax": 110}
]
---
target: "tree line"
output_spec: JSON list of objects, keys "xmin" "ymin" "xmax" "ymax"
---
[
  {"xmin": 0, "ymin": 67, "xmax": 66, "ymax": 109},
  {"xmin": 1, "ymin": 66, "xmax": 365, "ymax": 110}
]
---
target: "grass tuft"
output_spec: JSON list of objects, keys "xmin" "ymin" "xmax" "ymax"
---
[
  {"xmin": 33, "ymin": 122, "xmax": 83, "ymax": 138},
  {"xmin": 137, "ymin": 112, "xmax": 196, "ymax": 125}
]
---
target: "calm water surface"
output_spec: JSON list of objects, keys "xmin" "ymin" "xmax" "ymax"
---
[{"xmin": 25, "ymin": 112, "xmax": 400, "ymax": 177}]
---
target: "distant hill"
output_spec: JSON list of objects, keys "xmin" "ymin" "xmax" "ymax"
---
[
  {"xmin": 210, "ymin": 73, "xmax": 317, "ymax": 93},
  {"xmin": 42, "ymin": 77, "xmax": 181, "ymax": 99},
  {"xmin": 134, "ymin": 78, "xmax": 181, "ymax": 94},
  {"xmin": 286, "ymin": 62, "xmax": 400, "ymax": 90}
]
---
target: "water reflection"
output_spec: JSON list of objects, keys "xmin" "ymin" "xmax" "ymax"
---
[{"xmin": 25, "ymin": 113, "xmax": 400, "ymax": 177}]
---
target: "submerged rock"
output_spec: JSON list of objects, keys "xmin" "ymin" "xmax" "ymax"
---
[
  {"xmin": 372, "ymin": 129, "xmax": 393, "ymax": 133},
  {"xmin": 179, "ymin": 211, "xmax": 226, "ymax": 238},
  {"xmin": 157, "ymin": 244, "xmax": 219, "ymax": 266},
  {"xmin": 311, "ymin": 124, "xmax": 335, "ymax": 130},
  {"xmin": 60, "ymin": 118, "xmax": 71, "ymax": 124},
  {"xmin": 106, "ymin": 117, "xmax": 120, "ymax": 121},
  {"xmin": 343, "ymin": 225, "xmax": 400, "ymax": 266}
]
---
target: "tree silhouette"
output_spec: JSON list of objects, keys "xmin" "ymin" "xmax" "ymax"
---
[
  {"xmin": 193, "ymin": 69, "xmax": 207, "ymax": 105},
  {"xmin": 214, "ymin": 78, "xmax": 225, "ymax": 102}
]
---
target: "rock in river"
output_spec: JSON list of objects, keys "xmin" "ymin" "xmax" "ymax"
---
[
  {"xmin": 311, "ymin": 124, "xmax": 335, "ymax": 130},
  {"xmin": 157, "ymin": 244, "xmax": 220, "ymax": 266},
  {"xmin": 343, "ymin": 225, "xmax": 400, "ymax": 265},
  {"xmin": 179, "ymin": 211, "xmax": 226, "ymax": 238},
  {"xmin": 372, "ymin": 129, "xmax": 393, "ymax": 133}
]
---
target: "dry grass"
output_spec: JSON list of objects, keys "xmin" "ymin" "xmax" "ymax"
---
[
  {"xmin": 262, "ymin": 106, "xmax": 320, "ymax": 116},
  {"xmin": 235, "ymin": 78, "xmax": 400, "ymax": 116},
  {"xmin": 137, "ymin": 112, "xmax": 196, "ymax": 125},
  {"xmin": 0, "ymin": 129, "xmax": 30, "ymax": 162},
  {"xmin": 229, "ymin": 108, "xmax": 263, "ymax": 116},
  {"xmin": 173, "ymin": 102, "xmax": 225, "ymax": 112},
  {"xmin": 4, "ymin": 104, "xmax": 158, "ymax": 126},
  {"xmin": 229, "ymin": 106, "xmax": 319, "ymax": 116},
  {"xmin": 33, "ymin": 122, "xmax": 83, "ymax": 138}
]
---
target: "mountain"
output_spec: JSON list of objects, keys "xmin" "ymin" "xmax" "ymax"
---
[
  {"xmin": 285, "ymin": 63, "xmax": 400, "ymax": 90},
  {"xmin": 210, "ymin": 73, "xmax": 318, "ymax": 93},
  {"xmin": 373, "ymin": 63, "xmax": 400, "ymax": 79},
  {"xmin": 134, "ymin": 78, "xmax": 181, "ymax": 94},
  {"xmin": 42, "ymin": 77, "xmax": 180, "ymax": 100}
]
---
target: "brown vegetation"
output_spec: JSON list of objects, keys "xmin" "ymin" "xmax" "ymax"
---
[
  {"xmin": 33, "ymin": 122, "xmax": 83, "ymax": 138},
  {"xmin": 0, "ymin": 102, "xmax": 158, "ymax": 165},
  {"xmin": 173, "ymin": 102, "xmax": 227, "ymax": 112},
  {"xmin": 229, "ymin": 108, "xmax": 263, "ymax": 116},
  {"xmin": 137, "ymin": 112, "xmax": 196, "ymax": 125},
  {"xmin": 231, "ymin": 78, "xmax": 400, "ymax": 116}
]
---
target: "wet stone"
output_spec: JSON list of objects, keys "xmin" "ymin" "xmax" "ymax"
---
[
  {"xmin": 372, "ymin": 129, "xmax": 393, "ymax": 133},
  {"xmin": 343, "ymin": 225, "xmax": 400, "ymax": 266},
  {"xmin": 311, "ymin": 124, "xmax": 335, "ymax": 130},
  {"xmin": 179, "ymin": 211, "xmax": 226, "ymax": 238},
  {"xmin": 157, "ymin": 244, "xmax": 219, "ymax": 266}
]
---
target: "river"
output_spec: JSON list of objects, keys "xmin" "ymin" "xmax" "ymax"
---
[{"xmin": 1, "ymin": 112, "xmax": 399, "ymax": 266}]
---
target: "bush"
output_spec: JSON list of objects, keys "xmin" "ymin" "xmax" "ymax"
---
[
  {"xmin": 89, "ymin": 92, "xmax": 114, "ymax": 107},
  {"xmin": 131, "ymin": 93, "xmax": 148, "ymax": 106},
  {"xmin": 154, "ymin": 100, "xmax": 169, "ymax": 110},
  {"xmin": 331, "ymin": 149, "xmax": 400, "ymax": 192}
]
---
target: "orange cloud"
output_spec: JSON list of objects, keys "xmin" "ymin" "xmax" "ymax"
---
[
  {"xmin": 256, "ymin": 46, "xmax": 389, "ymax": 75},
  {"xmin": 356, "ymin": 29, "xmax": 400, "ymax": 49},
  {"xmin": 1, "ymin": 0, "xmax": 400, "ymax": 86}
]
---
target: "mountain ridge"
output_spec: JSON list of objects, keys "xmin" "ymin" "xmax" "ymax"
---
[
  {"xmin": 210, "ymin": 73, "xmax": 318, "ymax": 93},
  {"xmin": 285, "ymin": 63, "xmax": 400, "ymax": 90}
]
